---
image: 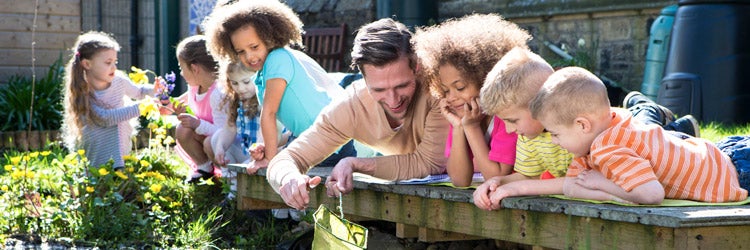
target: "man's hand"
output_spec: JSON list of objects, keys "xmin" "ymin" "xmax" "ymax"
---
[
  {"xmin": 325, "ymin": 158, "xmax": 356, "ymax": 197},
  {"xmin": 473, "ymin": 176, "xmax": 502, "ymax": 210},
  {"xmin": 279, "ymin": 175, "xmax": 322, "ymax": 210}
]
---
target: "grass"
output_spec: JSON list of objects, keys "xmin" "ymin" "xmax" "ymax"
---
[{"xmin": 700, "ymin": 122, "xmax": 750, "ymax": 143}]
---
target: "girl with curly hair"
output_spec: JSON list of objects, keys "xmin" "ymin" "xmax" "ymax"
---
[
  {"xmin": 413, "ymin": 14, "xmax": 531, "ymax": 187},
  {"xmin": 203, "ymin": 0, "xmax": 354, "ymax": 170}
]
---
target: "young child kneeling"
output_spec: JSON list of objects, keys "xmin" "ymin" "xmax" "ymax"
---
[{"xmin": 529, "ymin": 67, "xmax": 747, "ymax": 204}]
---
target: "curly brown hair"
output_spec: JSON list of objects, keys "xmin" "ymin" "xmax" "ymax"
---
[
  {"xmin": 413, "ymin": 13, "xmax": 531, "ymax": 99},
  {"xmin": 203, "ymin": 0, "xmax": 303, "ymax": 62}
]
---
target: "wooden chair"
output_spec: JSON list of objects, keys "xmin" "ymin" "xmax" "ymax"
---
[{"xmin": 302, "ymin": 24, "xmax": 347, "ymax": 72}]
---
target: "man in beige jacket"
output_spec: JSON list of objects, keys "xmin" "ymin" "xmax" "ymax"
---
[{"xmin": 266, "ymin": 18, "xmax": 449, "ymax": 210}]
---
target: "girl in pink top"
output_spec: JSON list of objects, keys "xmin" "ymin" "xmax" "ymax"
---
[
  {"xmin": 413, "ymin": 14, "xmax": 531, "ymax": 187},
  {"xmin": 172, "ymin": 35, "xmax": 228, "ymax": 183}
]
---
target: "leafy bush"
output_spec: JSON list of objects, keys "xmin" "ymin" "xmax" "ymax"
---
[{"xmin": 0, "ymin": 58, "xmax": 64, "ymax": 131}]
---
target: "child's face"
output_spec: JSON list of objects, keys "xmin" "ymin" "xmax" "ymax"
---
[
  {"xmin": 82, "ymin": 49, "xmax": 118, "ymax": 86},
  {"xmin": 438, "ymin": 64, "xmax": 481, "ymax": 117},
  {"xmin": 228, "ymin": 71, "xmax": 256, "ymax": 100},
  {"xmin": 497, "ymin": 105, "xmax": 545, "ymax": 139},
  {"xmin": 540, "ymin": 117, "xmax": 590, "ymax": 157},
  {"xmin": 178, "ymin": 59, "xmax": 198, "ymax": 86},
  {"xmin": 230, "ymin": 24, "xmax": 269, "ymax": 72}
]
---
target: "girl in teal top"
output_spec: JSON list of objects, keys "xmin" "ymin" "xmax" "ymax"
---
[{"xmin": 205, "ymin": 0, "xmax": 355, "ymax": 168}]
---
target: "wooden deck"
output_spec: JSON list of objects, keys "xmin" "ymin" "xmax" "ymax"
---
[{"xmin": 228, "ymin": 164, "xmax": 750, "ymax": 249}]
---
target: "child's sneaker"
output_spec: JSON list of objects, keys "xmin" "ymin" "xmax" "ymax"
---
[
  {"xmin": 185, "ymin": 169, "xmax": 214, "ymax": 184},
  {"xmin": 623, "ymin": 91, "xmax": 653, "ymax": 109},
  {"xmin": 625, "ymin": 91, "xmax": 676, "ymax": 126},
  {"xmin": 671, "ymin": 115, "xmax": 700, "ymax": 138}
]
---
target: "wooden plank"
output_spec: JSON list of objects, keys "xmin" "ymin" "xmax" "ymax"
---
[
  {"xmin": 0, "ymin": 0, "xmax": 80, "ymax": 16},
  {"xmin": 302, "ymin": 24, "xmax": 346, "ymax": 72},
  {"xmin": 396, "ymin": 223, "xmax": 418, "ymax": 238},
  {"xmin": 237, "ymin": 197, "xmax": 287, "ymax": 210},
  {"xmin": 674, "ymin": 225, "xmax": 750, "ymax": 250},
  {"xmin": 0, "ymin": 13, "xmax": 80, "ymax": 33},
  {"xmin": 0, "ymin": 31, "xmax": 79, "ymax": 50},
  {"xmin": 418, "ymin": 227, "xmax": 485, "ymax": 242},
  {"xmin": 0, "ymin": 49, "xmax": 66, "ymax": 67},
  {"xmin": 230, "ymin": 166, "xmax": 750, "ymax": 249}
]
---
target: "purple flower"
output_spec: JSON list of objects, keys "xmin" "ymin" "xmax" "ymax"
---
[
  {"xmin": 165, "ymin": 71, "xmax": 176, "ymax": 83},
  {"xmin": 156, "ymin": 71, "xmax": 177, "ymax": 101}
]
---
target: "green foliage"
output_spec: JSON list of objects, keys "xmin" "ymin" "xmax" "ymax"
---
[
  {"xmin": 701, "ymin": 122, "xmax": 750, "ymax": 143},
  {"xmin": 0, "ymin": 57, "xmax": 64, "ymax": 131}
]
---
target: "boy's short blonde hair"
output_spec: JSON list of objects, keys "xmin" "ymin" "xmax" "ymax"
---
[
  {"xmin": 529, "ymin": 67, "xmax": 610, "ymax": 125},
  {"xmin": 480, "ymin": 47, "xmax": 553, "ymax": 115}
]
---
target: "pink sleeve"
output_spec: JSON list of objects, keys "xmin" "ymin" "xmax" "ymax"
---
[
  {"xmin": 487, "ymin": 116, "xmax": 517, "ymax": 165},
  {"xmin": 444, "ymin": 124, "xmax": 454, "ymax": 158}
]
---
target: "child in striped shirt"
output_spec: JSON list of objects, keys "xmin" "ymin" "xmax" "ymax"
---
[
  {"xmin": 62, "ymin": 31, "xmax": 162, "ymax": 169},
  {"xmin": 529, "ymin": 66, "xmax": 747, "ymax": 204}
]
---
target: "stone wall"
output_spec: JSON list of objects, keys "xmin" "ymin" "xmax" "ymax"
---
[{"xmin": 287, "ymin": 0, "xmax": 678, "ymax": 91}]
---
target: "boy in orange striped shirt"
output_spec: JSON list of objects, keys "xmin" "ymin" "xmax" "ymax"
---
[{"xmin": 528, "ymin": 67, "xmax": 747, "ymax": 204}]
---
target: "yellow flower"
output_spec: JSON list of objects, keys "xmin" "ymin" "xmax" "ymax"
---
[
  {"xmin": 4, "ymin": 165, "xmax": 11, "ymax": 171},
  {"xmin": 140, "ymin": 160, "xmax": 150, "ymax": 167},
  {"xmin": 163, "ymin": 136, "xmax": 175, "ymax": 145},
  {"xmin": 147, "ymin": 122, "xmax": 159, "ymax": 130},
  {"xmin": 40, "ymin": 151, "xmax": 51, "ymax": 157},
  {"xmin": 10, "ymin": 170, "xmax": 23, "ymax": 179},
  {"xmin": 149, "ymin": 184, "xmax": 162, "ymax": 194},
  {"xmin": 126, "ymin": 167, "xmax": 134, "ymax": 173},
  {"xmin": 143, "ymin": 192, "xmax": 152, "ymax": 201},
  {"xmin": 85, "ymin": 186, "xmax": 95, "ymax": 193},
  {"xmin": 151, "ymin": 203, "xmax": 162, "ymax": 213},
  {"xmin": 10, "ymin": 156, "xmax": 21, "ymax": 165},
  {"xmin": 98, "ymin": 167, "xmax": 109, "ymax": 176},
  {"xmin": 1, "ymin": 185, "xmax": 8, "ymax": 192},
  {"xmin": 123, "ymin": 155, "xmax": 134, "ymax": 161},
  {"xmin": 129, "ymin": 66, "xmax": 150, "ymax": 85},
  {"xmin": 114, "ymin": 171, "xmax": 128, "ymax": 180},
  {"xmin": 169, "ymin": 201, "xmax": 183, "ymax": 208},
  {"xmin": 139, "ymin": 100, "xmax": 159, "ymax": 120},
  {"xmin": 77, "ymin": 149, "xmax": 85, "ymax": 156},
  {"xmin": 29, "ymin": 152, "xmax": 39, "ymax": 158},
  {"xmin": 25, "ymin": 170, "xmax": 35, "ymax": 179},
  {"xmin": 22, "ymin": 156, "xmax": 30, "ymax": 162}
]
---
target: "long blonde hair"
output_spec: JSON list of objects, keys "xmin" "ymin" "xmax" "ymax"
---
[
  {"xmin": 62, "ymin": 31, "xmax": 120, "ymax": 150},
  {"xmin": 219, "ymin": 60, "xmax": 259, "ymax": 125}
]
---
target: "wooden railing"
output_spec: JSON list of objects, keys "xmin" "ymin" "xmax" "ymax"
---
[{"xmin": 228, "ymin": 165, "xmax": 750, "ymax": 249}]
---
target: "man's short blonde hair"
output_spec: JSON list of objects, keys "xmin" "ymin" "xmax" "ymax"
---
[
  {"xmin": 529, "ymin": 67, "xmax": 610, "ymax": 125},
  {"xmin": 480, "ymin": 47, "xmax": 553, "ymax": 115}
]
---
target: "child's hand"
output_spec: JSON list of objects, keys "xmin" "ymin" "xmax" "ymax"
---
[
  {"xmin": 214, "ymin": 147, "xmax": 229, "ymax": 166},
  {"xmin": 461, "ymin": 97, "xmax": 485, "ymax": 127},
  {"xmin": 249, "ymin": 143, "xmax": 265, "ymax": 161},
  {"xmin": 473, "ymin": 176, "xmax": 502, "ymax": 210},
  {"xmin": 177, "ymin": 113, "xmax": 200, "ymax": 129},
  {"xmin": 439, "ymin": 98, "xmax": 462, "ymax": 127},
  {"xmin": 172, "ymin": 101, "xmax": 187, "ymax": 115},
  {"xmin": 153, "ymin": 76, "xmax": 165, "ymax": 93},
  {"xmin": 575, "ymin": 169, "xmax": 607, "ymax": 191},
  {"xmin": 246, "ymin": 158, "xmax": 268, "ymax": 175}
]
